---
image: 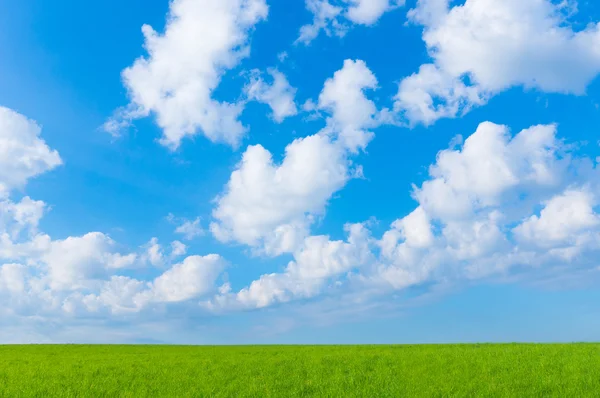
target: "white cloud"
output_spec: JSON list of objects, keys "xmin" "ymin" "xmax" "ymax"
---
[
  {"xmin": 170, "ymin": 240, "xmax": 187, "ymax": 258},
  {"xmin": 394, "ymin": 64, "xmax": 486, "ymax": 126},
  {"xmin": 415, "ymin": 122, "xmax": 563, "ymax": 220},
  {"xmin": 346, "ymin": 0, "xmax": 404, "ymax": 25},
  {"xmin": 277, "ymin": 51, "xmax": 289, "ymax": 63},
  {"xmin": 375, "ymin": 121, "xmax": 599, "ymax": 285},
  {"xmin": 514, "ymin": 189, "xmax": 600, "ymax": 248},
  {"xmin": 142, "ymin": 237, "xmax": 164, "ymax": 267},
  {"xmin": 245, "ymin": 69, "xmax": 298, "ymax": 122},
  {"xmin": 106, "ymin": 0, "xmax": 269, "ymax": 149},
  {"xmin": 75, "ymin": 254, "xmax": 226, "ymax": 314},
  {"xmin": 317, "ymin": 59, "xmax": 380, "ymax": 152},
  {"xmin": 0, "ymin": 107, "xmax": 62, "ymax": 197},
  {"xmin": 296, "ymin": 0, "xmax": 404, "ymax": 44},
  {"xmin": 146, "ymin": 254, "xmax": 225, "ymax": 303},
  {"xmin": 206, "ymin": 223, "xmax": 372, "ymax": 309},
  {"xmin": 173, "ymin": 217, "xmax": 204, "ymax": 240},
  {"xmin": 396, "ymin": 0, "xmax": 600, "ymax": 124},
  {"xmin": 382, "ymin": 206, "xmax": 434, "ymax": 253},
  {"xmin": 78, "ymin": 276, "xmax": 147, "ymax": 314},
  {"xmin": 0, "ymin": 197, "xmax": 46, "ymax": 240},
  {"xmin": 211, "ymin": 60, "xmax": 381, "ymax": 255},
  {"xmin": 297, "ymin": 0, "xmax": 345, "ymax": 45},
  {"xmin": 42, "ymin": 232, "xmax": 137, "ymax": 291},
  {"xmin": 210, "ymin": 134, "xmax": 350, "ymax": 255}
]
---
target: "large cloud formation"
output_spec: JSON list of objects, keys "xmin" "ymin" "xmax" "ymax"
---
[
  {"xmin": 0, "ymin": 107, "xmax": 227, "ymax": 319},
  {"xmin": 207, "ymin": 121, "xmax": 600, "ymax": 310}
]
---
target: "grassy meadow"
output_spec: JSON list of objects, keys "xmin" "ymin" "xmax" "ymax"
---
[{"xmin": 1, "ymin": 344, "xmax": 599, "ymax": 397}]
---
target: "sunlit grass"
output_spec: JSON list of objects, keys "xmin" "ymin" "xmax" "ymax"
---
[{"xmin": 1, "ymin": 344, "xmax": 599, "ymax": 397}]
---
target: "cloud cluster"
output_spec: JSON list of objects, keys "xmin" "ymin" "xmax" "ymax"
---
[
  {"xmin": 106, "ymin": 0, "xmax": 269, "ymax": 149},
  {"xmin": 210, "ymin": 59, "xmax": 382, "ymax": 255},
  {"xmin": 0, "ymin": 108, "xmax": 227, "ymax": 318},
  {"xmin": 396, "ymin": 0, "xmax": 600, "ymax": 125},
  {"xmin": 5, "ymin": 0, "xmax": 600, "ymax": 340},
  {"xmin": 207, "ymin": 121, "xmax": 600, "ymax": 310}
]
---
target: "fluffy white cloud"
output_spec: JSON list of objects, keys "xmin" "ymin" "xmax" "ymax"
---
[
  {"xmin": 514, "ymin": 189, "xmax": 600, "ymax": 248},
  {"xmin": 211, "ymin": 134, "xmax": 349, "ymax": 255},
  {"xmin": 146, "ymin": 254, "xmax": 225, "ymax": 303},
  {"xmin": 0, "ymin": 107, "xmax": 62, "ymax": 197},
  {"xmin": 297, "ymin": 0, "xmax": 404, "ymax": 44},
  {"xmin": 170, "ymin": 216, "xmax": 204, "ymax": 240},
  {"xmin": 133, "ymin": 237, "xmax": 190, "ymax": 267},
  {"xmin": 42, "ymin": 232, "xmax": 137, "ymax": 291},
  {"xmin": 415, "ymin": 122, "xmax": 564, "ymax": 220},
  {"xmin": 206, "ymin": 223, "xmax": 372, "ymax": 309},
  {"xmin": 0, "ymin": 197, "xmax": 46, "ymax": 241},
  {"xmin": 106, "ymin": 0, "xmax": 268, "ymax": 149},
  {"xmin": 394, "ymin": 64, "xmax": 486, "ymax": 126},
  {"xmin": 79, "ymin": 254, "xmax": 226, "ymax": 314},
  {"xmin": 396, "ymin": 0, "xmax": 600, "ymax": 124},
  {"xmin": 141, "ymin": 237, "xmax": 164, "ymax": 267},
  {"xmin": 297, "ymin": 0, "xmax": 345, "ymax": 44},
  {"xmin": 2, "ymin": 223, "xmax": 226, "ymax": 315},
  {"xmin": 245, "ymin": 69, "xmax": 298, "ymax": 122},
  {"xmin": 347, "ymin": 0, "xmax": 404, "ymax": 24},
  {"xmin": 375, "ymin": 121, "xmax": 600, "ymax": 286},
  {"xmin": 170, "ymin": 240, "xmax": 188, "ymax": 258},
  {"xmin": 211, "ymin": 60, "xmax": 381, "ymax": 255}
]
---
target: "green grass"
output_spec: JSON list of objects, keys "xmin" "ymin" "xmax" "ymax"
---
[{"xmin": 1, "ymin": 344, "xmax": 599, "ymax": 397}]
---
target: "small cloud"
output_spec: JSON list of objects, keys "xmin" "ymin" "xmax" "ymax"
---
[
  {"xmin": 168, "ymin": 215, "xmax": 204, "ymax": 241},
  {"xmin": 170, "ymin": 240, "xmax": 187, "ymax": 258},
  {"xmin": 277, "ymin": 51, "xmax": 288, "ymax": 63}
]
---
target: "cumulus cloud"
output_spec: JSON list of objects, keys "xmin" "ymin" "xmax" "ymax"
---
[
  {"xmin": 170, "ymin": 240, "xmax": 188, "ymax": 258},
  {"xmin": 69, "ymin": 254, "xmax": 226, "ymax": 315},
  {"xmin": 206, "ymin": 223, "xmax": 372, "ymax": 309},
  {"xmin": 415, "ymin": 122, "xmax": 564, "ymax": 220},
  {"xmin": 297, "ymin": 0, "xmax": 404, "ymax": 44},
  {"xmin": 0, "ymin": 197, "xmax": 46, "ymax": 241},
  {"xmin": 105, "ymin": 0, "xmax": 268, "ymax": 149},
  {"xmin": 210, "ymin": 59, "xmax": 381, "ymax": 255},
  {"xmin": 396, "ymin": 0, "xmax": 600, "ymax": 125},
  {"xmin": 0, "ymin": 107, "xmax": 62, "ymax": 197},
  {"xmin": 141, "ymin": 237, "xmax": 164, "ymax": 267},
  {"xmin": 514, "ymin": 189, "xmax": 600, "ymax": 249},
  {"xmin": 373, "ymin": 122, "xmax": 600, "ymax": 286},
  {"xmin": 144, "ymin": 254, "xmax": 226, "ymax": 303},
  {"xmin": 244, "ymin": 69, "xmax": 298, "ymax": 122},
  {"xmin": 42, "ymin": 233, "xmax": 137, "ymax": 291}
]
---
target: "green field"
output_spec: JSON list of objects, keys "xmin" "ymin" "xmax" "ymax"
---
[{"xmin": 1, "ymin": 344, "xmax": 599, "ymax": 397}]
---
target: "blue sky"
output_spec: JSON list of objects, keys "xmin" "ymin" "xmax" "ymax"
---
[{"xmin": 1, "ymin": 0, "xmax": 600, "ymax": 344}]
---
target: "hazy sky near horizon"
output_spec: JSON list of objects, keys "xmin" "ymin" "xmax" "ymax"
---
[{"xmin": 1, "ymin": 0, "xmax": 600, "ymax": 344}]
